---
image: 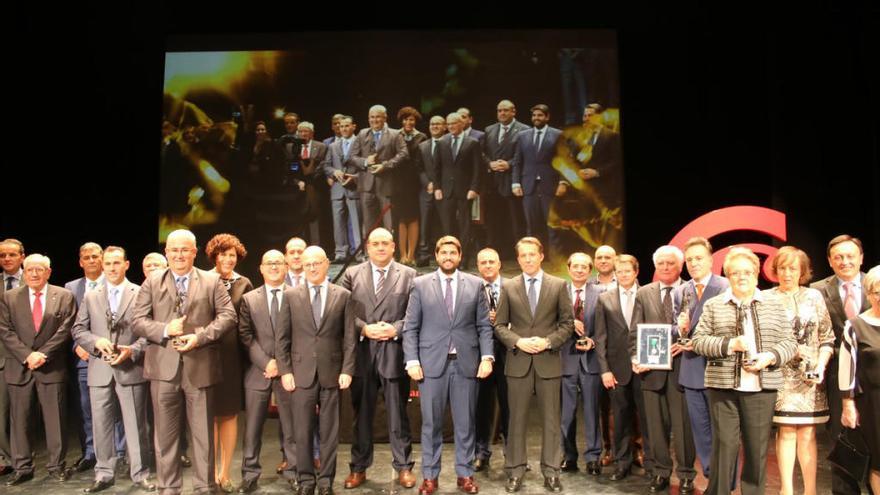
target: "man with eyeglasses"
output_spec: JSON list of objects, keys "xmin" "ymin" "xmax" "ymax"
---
[
  {"xmin": 237, "ymin": 250, "xmax": 297, "ymax": 493},
  {"xmin": 131, "ymin": 229, "xmax": 236, "ymax": 495},
  {"xmin": 811, "ymin": 234, "xmax": 871, "ymax": 495}
]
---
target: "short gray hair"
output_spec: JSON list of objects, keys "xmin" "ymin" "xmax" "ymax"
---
[
  {"xmin": 864, "ymin": 265, "xmax": 880, "ymax": 295},
  {"xmin": 24, "ymin": 253, "xmax": 51, "ymax": 269},
  {"xmin": 369, "ymin": 105, "xmax": 387, "ymax": 116},
  {"xmin": 446, "ymin": 112, "xmax": 463, "ymax": 123},
  {"xmin": 652, "ymin": 245, "xmax": 684, "ymax": 265},
  {"xmin": 297, "ymin": 121, "xmax": 315, "ymax": 132},
  {"xmin": 166, "ymin": 229, "xmax": 196, "ymax": 246}
]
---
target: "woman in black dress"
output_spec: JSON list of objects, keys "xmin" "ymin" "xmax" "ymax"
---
[
  {"xmin": 206, "ymin": 234, "xmax": 253, "ymax": 492},
  {"xmin": 394, "ymin": 106, "xmax": 427, "ymax": 265}
]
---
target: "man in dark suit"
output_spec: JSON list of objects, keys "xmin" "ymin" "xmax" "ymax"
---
[
  {"xmin": 457, "ymin": 107, "xmax": 485, "ymax": 144},
  {"xmin": 560, "ymin": 252, "xmax": 604, "ymax": 476},
  {"xmin": 511, "ymin": 105, "xmax": 565, "ymax": 254},
  {"xmin": 473, "ymin": 247, "xmax": 509, "ymax": 472},
  {"xmin": 297, "ymin": 122, "xmax": 331, "ymax": 250},
  {"xmin": 594, "ymin": 254, "xmax": 649, "ymax": 482},
  {"xmin": 630, "ymin": 246, "xmax": 696, "ymax": 493},
  {"xmin": 810, "ymin": 234, "xmax": 870, "ymax": 495},
  {"xmin": 339, "ymin": 228, "xmax": 417, "ymax": 489},
  {"xmin": 415, "ymin": 116, "xmax": 446, "ymax": 266},
  {"xmin": 494, "ymin": 237, "xmax": 574, "ymax": 493},
  {"xmin": 0, "ymin": 253, "xmax": 77, "ymax": 485},
  {"xmin": 673, "ymin": 237, "xmax": 729, "ymax": 486},
  {"xmin": 0, "ymin": 238, "xmax": 26, "ymax": 476},
  {"xmin": 237, "ymin": 250, "xmax": 297, "ymax": 492},
  {"xmin": 277, "ymin": 246, "xmax": 356, "ymax": 495},
  {"xmin": 65, "ymin": 241, "xmax": 106, "ymax": 473},
  {"xmin": 350, "ymin": 105, "xmax": 408, "ymax": 232},
  {"xmin": 402, "ymin": 236, "xmax": 494, "ymax": 495},
  {"xmin": 131, "ymin": 229, "xmax": 237, "ymax": 495},
  {"xmin": 427, "ymin": 113, "xmax": 482, "ymax": 266},
  {"xmin": 71, "ymin": 246, "xmax": 155, "ymax": 493},
  {"xmin": 321, "ymin": 116, "xmax": 362, "ymax": 263},
  {"xmin": 482, "ymin": 100, "xmax": 529, "ymax": 260}
]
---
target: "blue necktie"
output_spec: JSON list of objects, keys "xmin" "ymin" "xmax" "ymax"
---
[
  {"xmin": 373, "ymin": 131, "xmax": 381, "ymax": 150},
  {"xmin": 109, "ymin": 287, "xmax": 120, "ymax": 315},
  {"xmin": 342, "ymin": 139, "xmax": 350, "ymax": 160}
]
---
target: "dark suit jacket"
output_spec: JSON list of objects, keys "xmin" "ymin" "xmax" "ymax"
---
[
  {"xmin": 340, "ymin": 261, "xmax": 415, "ymax": 379},
  {"xmin": 131, "ymin": 268, "xmax": 236, "ymax": 388},
  {"xmin": 402, "ymin": 271, "xmax": 493, "ymax": 379},
  {"xmin": 482, "ymin": 120, "xmax": 529, "ymax": 197},
  {"xmin": 71, "ymin": 280, "xmax": 147, "ymax": 386},
  {"xmin": 464, "ymin": 128, "xmax": 484, "ymax": 145},
  {"xmin": 511, "ymin": 126, "xmax": 563, "ymax": 196},
  {"xmin": 586, "ymin": 126, "xmax": 621, "ymax": 175},
  {"xmin": 811, "ymin": 273, "xmax": 871, "ymax": 348},
  {"xmin": 561, "ymin": 282, "xmax": 601, "ymax": 375},
  {"xmin": 0, "ymin": 284, "xmax": 76, "ymax": 385},
  {"xmin": 238, "ymin": 285, "xmax": 284, "ymax": 391},
  {"xmin": 417, "ymin": 137, "xmax": 442, "ymax": 189},
  {"xmin": 350, "ymin": 127, "xmax": 408, "ymax": 196},
  {"xmin": 494, "ymin": 273, "xmax": 574, "ymax": 379},
  {"xmin": 673, "ymin": 275, "xmax": 729, "ymax": 389},
  {"xmin": 630, "ymin": 281, "xmax": 684, "ymax": 391},
  {"xmin": 427, "ymin": 133, "xmax": 482, "ymax": 200},
  {"xmin": 275, "ymin": 282, "xmax": 357, "ymax": 389},
  {"xmin": 0, "ymin": 271, "xmax": 20, "ymax": 368},
  {"xmin": 594, "ymin": 287, "xmax": 634, "ymax": 386}
]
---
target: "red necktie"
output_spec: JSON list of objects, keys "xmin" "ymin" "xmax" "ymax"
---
[
  {"xmin": 301, "ymin": 143, "xmax": 310, "ymax": 159},
  {"xmin": 573, "ymin": 289, "xmax": 583, "ymax": 319},
  {"xmin": 33, "ymin": 291, "xmax": 43, "ymax": 332}
]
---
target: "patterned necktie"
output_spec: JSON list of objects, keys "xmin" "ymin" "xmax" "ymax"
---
[
  {"xmin": 528, "ymin": 278, "xmax": 538, "ymax": 316},
  {"xmin": 33, "ymin": 291, "xmax": 43, "ymax": 332},
  {"xmin": 696, "ymin": 283, "xmax": 705, "ymax": 300},
  {"xmin": 485, "ymin": 283, "xmax": 497, "ymax": 310},
  {"xmin": 445, "ymin": 277, "xmax": 454, "ymax": 320},
  {"xmin": 270, "ymin": 289, "xmax": 280, "ymax": 329},
  {"xmin": 499, "ymin": 125, "xmax": 509, "ymax": 144},
  {"xmin": 109, "ymin": 288, "xmax": 119, "ymax": 315},
  {"xmin": 375, "ymin": 269, "xmax": 386, "ymax": 295},
  {"xmin": 843, "ymin": 282, "xmax": 858, "ymax": 320},
  {"xmin": 301, "ymin": 142, "xmax": 310, "ymax": 159},
  {"xmin": 176, "ymin": 277, "xmax": 187, "ymax": 314},
  {"xmin": 574, "ymin": 289, "xmax": 583, "ymax": 320},
  {"xmin": 312, "ymin": 285, "xmax": 322, "ymax": 328},
  {"xmin": 662, "ymin": 287, "xmax": 674, "ymax": 323}
]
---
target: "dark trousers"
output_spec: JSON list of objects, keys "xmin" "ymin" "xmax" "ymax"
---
[
  {"xmin": 483, "ymin": 189, "xmax": 524, "ymax": 259},
  {"xmin": 151, "ymin": 370, "xmax": 214, "ymax": 495},
  {"xmin": 77, "ymin": 366, "xmax": 95, "ymax": 459},
  {"xmin": 522, "ymin": 190, "xmax": 558, "ymax": 254},
  {"xmin": 292, "ymin": 382, "xmax": 339, "ymax": 489},
  {"xmin": 608, "ymin": 374, "xmax": 649, "ymax": 471},
  {"xmin": 505, "ymin": 363, "xmax": 562, "ymax": 478},
  {"xmin": 241, "ymin": 380, "xmax": 297, "ymax": 481},
  {"xmin": 684, "ymin": 387, "xmax": 713, "ymax": 477},
  {"xmin": 642, "ymin": 375, "xmax": 696, "ymax": 479},
  {"xmin": 361, "ymin": 192, "xmax": 393, "ymax": 234},
  {"xmin": 827, "ymin": 357, "xmax": 862, "ymax": 494},
  {"xmin": 417, "ymin": 190, "xmax": 439, "ymax": 261},
  {"xmin": 706, "ymin": 388, "xmax": 775, "ymax": 495},
  {"xmin": 0, "ymin": 373, "xmax": 10, "ymax": 466},
  {"xmin": 475, "ymin": 343, "xmax": 509, "ymax": 461},
  {"xmin": 8, "ymin": 379, "xmax": 67, "ymax": 474},
  {"xmin": 350, "ymin": 371, "xmax": 413, "ymax": 472},
  {"xmin": 439, "ymin": 198, "xmax": 472, "ymax": 256},
  {"xmin": 561, "ymin": 369, "xmax": 602, "ymax": 463}
]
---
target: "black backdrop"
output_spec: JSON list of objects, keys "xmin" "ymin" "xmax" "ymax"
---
[{"xmin": 3, "ymin": 4, "xmax": 877, "ymax": 286}]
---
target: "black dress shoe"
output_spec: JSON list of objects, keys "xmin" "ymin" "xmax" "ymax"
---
[
  {"xmin": 75, "ymin": 457, "xmax": 97, "ymax": 472},
  {"xmin": 237, "ymin": 478, "xmax": 258, "ymax": 493},
  {"xmin": 679, "ymin": 478, "xmax": 695, "ymax": 494},
  {"xmin": 560, "ymin": 460, "xmax": 578, "ymax": 472},
  {"xmin": 6, "ymin": 471, "xmax": 34, "ymax": 486},
  {"xmin": 473, "ymin": 458, "xmax": 489, "ymax": 472},
  {"xmin": 317, "ymin": 487, "xmax": 333, "ymax": 495},
  {"xmin": 543, "ymin": 476, "xmax": 563, "ymax": 492},
  {"xmin": 134, "ymin": 479, "xmax": 157, "ymax": 492},
  {"xmin": 586, "ymin": 461, "xmax": 601, "ymax": 476},
  {"xmin": 505, "ymin": 477, "xmax": 522, "ymax": 493},
  {"xmin": 648, "ymin": 476, "xmax": 669, "ymax": 492},
  {"xmin": 180, "ymin": 454, "xmax": 192, "ymax": 467},
  {"xmin": 84, "ymin": 479, "xmax": 115, "ymax": 493},
  {"xmin": 609, "ymin": 467, "xmax": 629, "ymax": 481},
  {"xmin": 0, "ymin": 465, "xmax": 13, "ymax": 476}
]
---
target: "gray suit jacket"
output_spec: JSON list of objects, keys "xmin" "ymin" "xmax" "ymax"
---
[
  {"xmin": 402, "ymin": 271, "xmax": 493, "ymax": 379},
  {"xmin": 494, "ymin": 273, "xmax": 574, "ymax": 379},
  {"xmin": 71, "ymin": 280, "xmax": 147, "ymax": 386},
  {"xmin": 238, "ymin": 285, "xmax": 284, "ymax": 391},
  {"xmin": 350, "ymin": 127, "xmax": 408, "ymax": 196},
  {"xmin": 131, "ymin": 268, "xmax": 236, "ymax": 388},
  {"xmin": 340, "ymin": 261, "xmax": 416, "ymax": 379},
  {"xmin": 0, "ymin": 284, "xmax": 77, "ymax": 385},
  {"xmin": 630, "ymin": 281, "xmax": 684, "ymax": 391},
  {"xmin": 321, "ymin": 138, "xmax": 360, "ymax": 200}
]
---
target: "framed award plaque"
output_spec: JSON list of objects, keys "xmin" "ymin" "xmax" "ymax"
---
[{"xmin": 637, "ymin": 324, "xmax": 673, "ymax": 370}]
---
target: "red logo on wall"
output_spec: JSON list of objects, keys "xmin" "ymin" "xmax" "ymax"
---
[{"xmin": 668, "ymin": 206, "xmax": 786, "ymax": 281}]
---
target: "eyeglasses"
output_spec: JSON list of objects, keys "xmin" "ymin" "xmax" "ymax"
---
[
  {"xmin": 302, "ymin": 261, "xmax": 327, "ymax": 270},
  {"xmin": 728, "ymin": 270, "xmax": 755, "ymax": 279},
  {"xmin": 261, "ymin": 262, "xmax": 286, "ymax": 267}
]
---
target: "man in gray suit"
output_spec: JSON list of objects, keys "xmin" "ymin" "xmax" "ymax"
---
[
  {"xmin": 132, "ymin": 229, "xmax": 237, "ymax": 495},
  {"xmin": 71, "ymin": 246, "xmax": 155, "ymax": 493},
  {"xmin": 350, "ymin": 104, "xmax": 408, "ymax": 232},
  {"xmin": 321, "ymin": 116, "xmax": 362, "ymax": 263},
  {"xmin": 403, "ymin": 235, "xmax": 494, "ymax": 495},
  {"xmin": 0, "ymin": 253, "xmax": 77, "ymax": 485},
  {"xmin": 630, "ymin": 246, "xmax": 696, "ymax": 493},
  {"xmin": 340, "ymin": 228, "xmax": 416, "ymax": 489},
  {"xmin": 277, "ymin": 246, "xmax": 356, "ymax": 495},
  {"xmin": 0, "ymin": 238, "xmax": 26, "ymax": 476},
  {"xmin": 811, "ymin": 234, "xmax": 870, "ymax": 495},
  {"xmin": 237, "ymin": 250, "xmax": 297, "ymax": 493},
  {"xmin": 494, "ymin": 237, "xmax": 574, "ymax": 493}
]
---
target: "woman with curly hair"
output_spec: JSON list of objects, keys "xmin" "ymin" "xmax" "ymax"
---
[
  {"xmin": 394, "ymin": 106, "xmax": 427, "ymax": 265},
  {"xmin": 205, "ymin": 233, "xmax": 253, "ymax": 492}
]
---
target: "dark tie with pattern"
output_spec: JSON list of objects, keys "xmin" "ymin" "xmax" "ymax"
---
[
  {"xmin": 375, "ymin": 269, "xmax": 386, "ymax": 295},
  {"xmin": 312, "ymin": 285, "xmax": 322, "ymax": 328},
  {"xmin": 662, "ymin": 287, "xmax": 674, "ymax": 324}
]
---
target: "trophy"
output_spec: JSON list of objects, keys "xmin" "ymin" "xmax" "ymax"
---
[
  {"xmin": 677, "ymin": 290, "xmax": 693, "ymax": 346},
  {"xmin": 171, "ymin": 293, "xmax": 187, "ymax": 349},
  {"xmin": 103, "ymin": 309, "xmax": 120, "ymax": 362}
]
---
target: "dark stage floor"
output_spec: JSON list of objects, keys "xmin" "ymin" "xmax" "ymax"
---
[{"xmin": 4, "ymin": 399, "xmax": 861, "ymax": 495}]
